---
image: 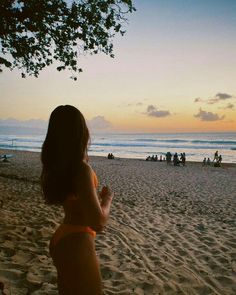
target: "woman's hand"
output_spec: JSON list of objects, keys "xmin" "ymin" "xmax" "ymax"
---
[
  {"xmin": 90, "ymin": 186, "xmax": 113, "ymax": 231},
  {"xmin": 99, "ymin": 186, "xmax": 113, "ymax": 204}
]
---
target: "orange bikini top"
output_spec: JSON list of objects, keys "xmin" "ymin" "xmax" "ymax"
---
[{"xmin": 93, "ymin": 171, "xmax": 98, "ymax": 188}]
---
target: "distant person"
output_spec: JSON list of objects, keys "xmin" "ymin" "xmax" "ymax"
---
[
  {"xmin": 166, "ymin": 152, "xmax": 172, "ymax": 164},
  {"xmin": 41, "ymin": 105, "xmax": 113, "ymax": 294},
  {"xmin": 154, "ymin": 155, "xmax": 158, "ymax": 161},
  {"xmin": 214, "ymin": 161, "xmax": 220, "ymax": 167},
  {"xmin": 173, "ymin": 152, "xmax": 180, "ymax": 166},
  {"xmin": 159, "ymin": 155, "xmax": 163, "ymax": 162},
  {"xmin": 2, "ymin": 155, "xmax": 9, "ymax": 163},
  {"xmin": 108, "ymin": 153, "xmax": 114, "ymax": 159},
  {"xmin": 202, "ymin": 157, "xmax": 206, "ymax": 166},
  {"xmin": 213, "ymin": 150, "xmax": 219, "ymax": 162},
  {"xmin": 183, "ymin": 152, "xmax": 186, "ymax": 165},
  {"xmin": 214, "ymin": 155, "xmax": 222, "ymax": 167},
  {"xmin": 207, "ymin": 157, "xmax": 211, "ymax": 165},
  {"xmin": 180, "ymin": 152, "xmax": 186, "ymax": 166},
  {"xmin": 219, "ymin": 155, "xmax": 222, "ymax": 163},
  {"xmin": 146, "ymin": 156, "xmax": 151, "ymax": 161}
]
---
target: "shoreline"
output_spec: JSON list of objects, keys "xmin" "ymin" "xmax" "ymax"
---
[{"xmin": 1, "ymin": 148, "xmax": 236, "ymax": 168}]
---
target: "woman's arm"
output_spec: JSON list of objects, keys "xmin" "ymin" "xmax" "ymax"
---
[
  {"xmin": 98, "ymin": 186, "xmax": 113, "ymax": 230},
  {"xmin": 76, "ymin": 162, "xmax": 113, "ymax": 231}
]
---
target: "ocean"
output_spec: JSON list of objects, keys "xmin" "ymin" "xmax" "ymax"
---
[{"xmin": 0, "ymin": 131, "xmax": 235, "ymax": 163}]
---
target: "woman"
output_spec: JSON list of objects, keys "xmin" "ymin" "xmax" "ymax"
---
[{"xmin": 41, "ymin": 105, "xmax": 113, "ymax": 294}]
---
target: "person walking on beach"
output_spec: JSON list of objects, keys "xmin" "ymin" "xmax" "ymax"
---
[
  {"xmin": 166, "ymin": 152, "xmax": 172, "ymax": 164},
  {"xmin": 214, "ymin": 154, "xmax": 222, "ymax": 167},
  {"xmin": 180, "ymin": 152, "xmax": 186, "ymax": 166},
  {"xmin": 213, "ymin": 150, "xmax": 219, "ymax": 162},
  {"xmin": 219, "ymin": 155, "xmax": 222, "ymax": 164},
  {"xmin": 202, "ymin": 157, "xmax": 206, "ymax": 166},
  {"xmin": 41, "ymin": 105, "xmax": 113, "ymax": 295},
  {"xmin": 173, "ymin": 152, "xmax": 180, "ymax": 166}
]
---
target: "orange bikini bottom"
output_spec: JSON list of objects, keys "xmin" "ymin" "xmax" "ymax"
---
[{"xmin": 50, "ymin": 224, "xmax": 96, "ymax": 249}]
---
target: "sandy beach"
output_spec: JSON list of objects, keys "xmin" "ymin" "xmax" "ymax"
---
[{"xmin": 0, "ymin": 149, "xmax": 236, "ymax": 295}]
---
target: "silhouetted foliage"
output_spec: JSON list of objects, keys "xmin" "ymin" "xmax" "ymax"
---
[{"xmin": 0, "ymin": 0, "xmax": 135, "ymax": 79}]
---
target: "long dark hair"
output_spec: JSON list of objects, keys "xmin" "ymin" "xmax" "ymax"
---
[{"xmin": 41, "ymin": 105, "xmax": 90, "ymax": 204}]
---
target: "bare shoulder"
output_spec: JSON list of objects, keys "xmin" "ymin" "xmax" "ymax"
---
[
  {"xmin": 79, "ymin": 161, "xmax": 93, "ymax": 175},
  {"xmin": 76, "ymin": 161, "xmax": 95, "ymax": 184}
]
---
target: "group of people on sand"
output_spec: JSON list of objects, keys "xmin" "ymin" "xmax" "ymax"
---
[
  {"xmin": 213, "ymin": 150, "xmax": 222, "ymax": 166},
  {"xmin": 202, "ymin": 157, "xmax": 211, "ymax": 166},
  {"xmin": 146, "ymin": 154, "xmax": 165, "ymax": 162},
  {"xmin": 166, "ymin": 152, "xmax": 186, "ymax": 166},
  {"xmin": 146, "ymin": 152, "xmax": 186, "ymax": 166},
  {"xmin": 107, "ymin": 153, "xmax": 115, "ymax": 159},
  {"xmin": 203, "ymin": 150, "xmax": 222, "ymax": 167}
]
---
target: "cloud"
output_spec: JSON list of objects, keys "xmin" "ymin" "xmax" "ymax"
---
[
  {"xmin": 194, "ymin": 108, "xmax": 225, "ymax": 121},
  {"xmin": 0, "ymin": 116, "xmax": 112, "ymax": 129},
  {"xmin": 147, "ymin": 105, "xmax": 155, "ymax": 112},
  {"xmin": 207, "ymin": 93, "xmax": 233, "ymax": 104},
  {"xmin": 215, "ymin": 92, "xmax": 232, "ymax": 100},
  {"xmin": 194, "ymin": 97, "xmax": 203, "ymax": 103},
  {"xmin": 146, "ymin": 105, "xmax": 170, "ymax": 118},
  {"xmin": 88, "ymin": 116, "xmax": 112, "ymax": 129},
  {"xmin": 224, "ymin": 103, "xmax": 234, "ymax": 109},
  {"xmin": 194, "ymin": 92, "xmax": 234, "ymax": 105},
  {"xmin": 118, "ymin": 101, "xmax": 144, "ymax": 108},
  {"xmin": 0, "ymin": 118, "xmax": 47, "ymax": 135},
  {"xmin": 207, "ymin": 98, "xmax": 219, "ymax": 104},
  {"xmin": 125, "ymin": 102, "xmax": 143, "ymax": 107},
  {"xmin": 0, "ymin": 118, "xmax": 47, "ymax": 128}
]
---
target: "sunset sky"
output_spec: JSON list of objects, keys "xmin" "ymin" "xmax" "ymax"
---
[{"xmin": 0, "ymin": 0, "xmax": 236, "ymax": 132}]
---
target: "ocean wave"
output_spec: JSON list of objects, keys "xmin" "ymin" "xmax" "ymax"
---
[
  {"xmin": 92, "ymin": 142, "xmax": 233, "ymax": 150},
  {"xmin": 191, "ymin": 140, "xmax": 236, "ymax": 145},
  {"xmin": 93, "ymin": 142, "xmax": 152, "ymax": 147},
  {"xmin": 3, "ymin": 138, "xmax": 43, "ymax": 144},
  {"xmin": 0, "ymin": 143, "xmax": 15, "ymax": 149},
  {"xmin": 0, "ymin": 144, "xmax": 42, "ymax": 151},
  {"xmin": 133, "ymin": 138, "xmax": 165, "ymax": 142},
  {"xmin": 131, "ymin": 138, "xmax": 236, "ymax": 145},
  {"xmin": 1, "ymin": 141, "xmax": 235, "ymax": 152},
  {"xmin": 2, "ymin": 135, "xmax": 235, "ymax": 146},
  {"xmin": 134, "ymin": 138, "xmax": 188, "ymax": 143}
]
